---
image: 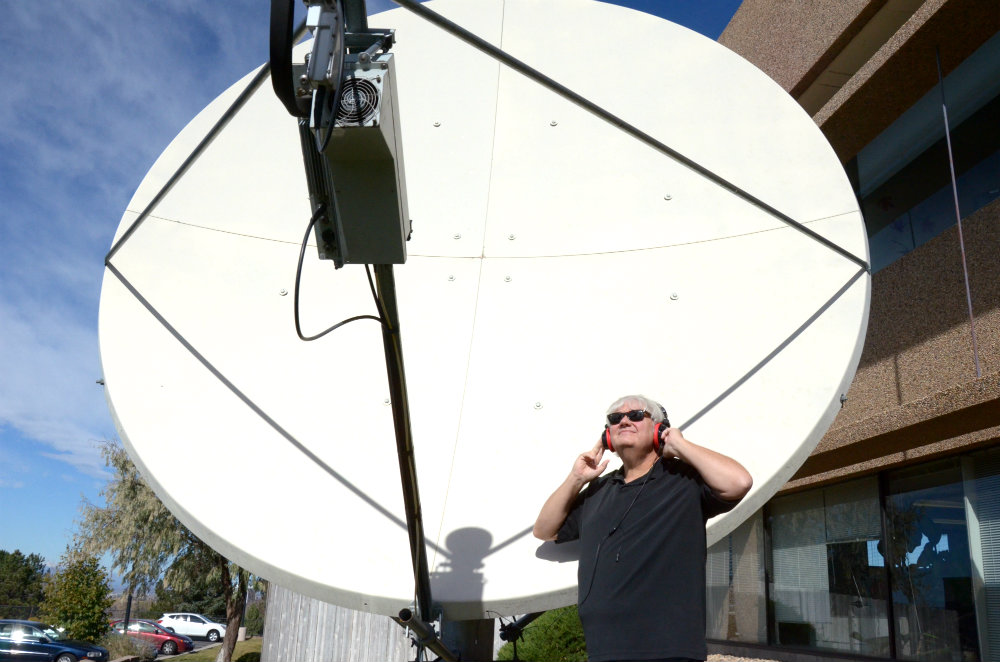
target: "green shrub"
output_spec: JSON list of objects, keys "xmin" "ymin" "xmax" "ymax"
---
[
  {"xmin": 235, "ymin": 653, "xmax": 261, "ymax": 662},
  {"xmin": 244, "ymin": 601, "xmax": 265, "ymax": 636},
  {"xmin": 496, "ymin": 606, "xmax": 587, "ymax": 662},
  {"xmin": 39, "ymin": 549, "xmax": 113, "ymax": 643},
  {"xmin": 100, "ymin": 632, "xmax": 156, "ymax": 662}
]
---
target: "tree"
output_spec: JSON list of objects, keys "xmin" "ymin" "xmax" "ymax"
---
[
  {"xmin": 77, "ymin": 440, "xmax": 252, "ymax": 662},
  {"xmin": 167, "ymin": 544, "xmax": 249, "ymax": 662},
  {"xmin": 244, "ymin": 600, "xmax": 265, "ymax": 637},
  {"xmin": 0, "ymin": 549, "xmax": 47, "ymax": 618},
  {"xmin": 39, "ymin": 547, "xmax": 112, "ymax": 642}
]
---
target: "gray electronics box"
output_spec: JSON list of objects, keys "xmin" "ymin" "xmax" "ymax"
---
[{"xmin": 320, "ymin": 52, "xmax": 409, "ymax": 265}]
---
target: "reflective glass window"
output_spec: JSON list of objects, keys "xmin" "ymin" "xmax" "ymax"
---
[
  {"xmin": 856, "ymin": 32, "xmax": 1000, "ymax": 273},
  {"xmin": 768, "ymin": 477, "xmax": 890, "ymax": 655},
  {"xmin": 707, "ymin": 511, "xmax": 766, "ymax": 643},
  {"xmin": 886, "ymin": 459, "xmax": 980, "ymax": 661},
  {"xmin": 965, "ymin": 447, "xmax": 1000, "ymax": 661}
]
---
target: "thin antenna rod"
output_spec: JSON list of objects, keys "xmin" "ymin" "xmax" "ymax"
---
[
  {"xmin": 105, "ymin": 21, "xmax": 308, "ymax": 266},
  {"xmin": 936, "ymin": 47, "xmax": 981, "ymax": 378},
  {"xmin": 389, "ymin": 0, "xmax": 870, "ymax": 272}
]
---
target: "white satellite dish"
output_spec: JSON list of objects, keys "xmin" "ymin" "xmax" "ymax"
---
[{"xmin": 99, "ymin": 0, "xmax": 869, "ymax": 619}]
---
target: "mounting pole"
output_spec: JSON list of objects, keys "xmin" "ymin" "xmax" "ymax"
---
[
  {"xmin": 373, "ymin": 264, "xmax": 435, "ymax": 623},
  {"xmin": 375, "ymin": 265, "xmax": 460, "ymax": 661}
]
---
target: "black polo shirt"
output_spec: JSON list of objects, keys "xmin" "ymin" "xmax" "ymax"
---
[{"xmin": 556, "ymin": 457, "xmax": 736, "ymax": 662}]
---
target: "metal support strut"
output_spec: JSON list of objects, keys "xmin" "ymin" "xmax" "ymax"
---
[
  {"xmin": 375, "ymin": 264, "xmax": 456, "ymax": 661},
  {"xmin": 374, "ymin": 264, "xmax": 433, "ymax": 620}
]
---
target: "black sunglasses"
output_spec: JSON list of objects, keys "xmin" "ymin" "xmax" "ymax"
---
[{"xmin": 607, "ymin": 409, "xmax": 650, "ymax": 425}]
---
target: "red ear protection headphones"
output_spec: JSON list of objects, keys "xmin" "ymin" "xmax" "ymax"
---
[{"xmin": 601, "ymin": 404, "xmax": 670, "ymax": 453}]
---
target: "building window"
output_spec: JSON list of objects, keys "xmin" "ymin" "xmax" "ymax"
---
[
  {"xmin": 709, "ymin": 448, "xmax": 1000, "ymax": 660},
  {"xmin": 965, "ymin": 447, "xmax": 1000, "ymax": 662},
  {"xmin": 766, "ymin": 477, "xmax": 890, "ymax": 655},
  {"xmin": 885, "ymin": 459, "xmax": 980, "ymax": 661},
  {"xmin": 706, "ymin": 511, "xmax": 766, "ymax": 643},
  {"xmin": 855, "ymin": 32, "xmax": 1000, "ymax": 273},
  {"xmin": 865, "ymin": 144, "xmax": 1000, "ymax": 273}
]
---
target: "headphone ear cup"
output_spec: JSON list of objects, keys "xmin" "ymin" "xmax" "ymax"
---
[
  {"xmin": 602, "ymin": 426, "xmax": 614, "ymax": 453},
  {"xmin": 654, "ymin": 422, "xmax": 668, "ymax": 453}
]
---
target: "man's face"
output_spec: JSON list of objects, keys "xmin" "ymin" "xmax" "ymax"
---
[{"xmin": 609, "ymin": 402, "xmax": 655, "ymax": 453}]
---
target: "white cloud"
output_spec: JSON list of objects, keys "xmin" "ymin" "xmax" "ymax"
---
[
  {"xmin": 0, "ymin": 296, "xmax": 112, "ymax": 477},
  {"xmin": 0, "ymin": 2, "xmax": 272, "ymax": 479}
]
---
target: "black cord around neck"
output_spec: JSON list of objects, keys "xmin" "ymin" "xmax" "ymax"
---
[{"xmin": 577, "ymin": 461, "xmax": 656, "ymax": 606}]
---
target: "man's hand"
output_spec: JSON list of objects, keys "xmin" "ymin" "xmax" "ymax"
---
[
  {"xmin": 533, "ymin": 439, "xmax": 611, "ymax": 541},
  {"xmin": 572, "ymin": 438, "xmax": 610, "ymax": 483},
  {"xmin": 658, "ymin": 427, "xmax": 753, "ymax": 501},
  {"xmin": 658, "ymin": 426, "xmax": 686, "ymax": 458}
]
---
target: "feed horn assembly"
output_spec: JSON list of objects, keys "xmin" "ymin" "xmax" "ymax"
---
[{"xmin": 272, "ymin": 0, "xmax": 410, "ymax": 268}]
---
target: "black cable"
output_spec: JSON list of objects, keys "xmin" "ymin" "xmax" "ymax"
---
[
  {"xmin": 293, "ymin": 205, "xmax": 384, "ymax": 341},
  {"xmin": 577, "ymin": 463, "xmax": 655, "ymax": 606},
  {"xmin": 270, "ymin": 0, "xmax": 309, "ymax": 117}
]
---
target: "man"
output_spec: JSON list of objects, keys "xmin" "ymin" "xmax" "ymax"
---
[{"xmin": 533, "ymin": 395, "xmax": 752, "ymax": 662}]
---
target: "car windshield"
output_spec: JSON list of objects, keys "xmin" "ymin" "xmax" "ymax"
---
[
  {"xmin": 149, "ymin": 622, "xmax": 174, "ymax": 634},
  {"xmin": 39, "ymin": 625, "xmax": 68, "ymax": 641}
]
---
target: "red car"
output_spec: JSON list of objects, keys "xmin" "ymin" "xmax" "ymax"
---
[{"xmin": 110, "ymin": 619, "xmax": 195, "ymax": 655}]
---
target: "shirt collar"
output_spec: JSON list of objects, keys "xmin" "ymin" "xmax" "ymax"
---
[{"xmin": 609, "ymin": 458, "xmax": 664, "ymax": 484}]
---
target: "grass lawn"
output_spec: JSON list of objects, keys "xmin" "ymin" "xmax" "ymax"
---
[{"xmin": 181, "ymin": 636, "xmax": 262, "ymax": 661}]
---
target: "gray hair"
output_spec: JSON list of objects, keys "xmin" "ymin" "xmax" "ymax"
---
[{"xmin": 606, "ymin": 394, "xmax": 667, "ymax": 424}]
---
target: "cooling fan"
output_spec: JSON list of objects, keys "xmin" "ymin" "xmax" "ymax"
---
[{"xmin": 336, "ymin": 75, "xmax": 382, "ymax": 126}]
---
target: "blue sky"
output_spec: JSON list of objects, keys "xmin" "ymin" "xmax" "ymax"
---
[{"xmin": 0, "ymin": 0, "xmax": 741, "ymax": 572}]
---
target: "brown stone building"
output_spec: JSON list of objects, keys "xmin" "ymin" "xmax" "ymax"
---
[{"xmin": 705, "ymin": 2, "xmax": 1000, "ymax": 661}]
